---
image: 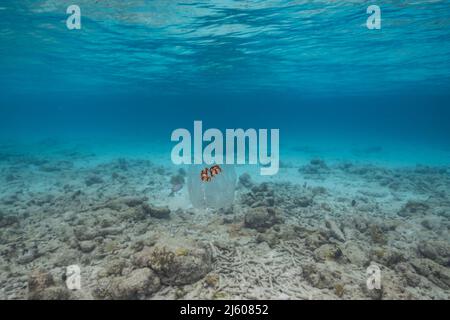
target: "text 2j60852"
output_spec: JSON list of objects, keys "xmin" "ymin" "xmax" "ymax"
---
[{"xmin": 224, "ymin": 304, "xmax": 269, "ymax": 317}]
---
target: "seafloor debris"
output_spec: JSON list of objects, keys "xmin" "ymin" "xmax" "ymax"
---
[
  {"xmin": 417, "ymin": 240, "xmax": 450, "ymax": 266},
  {"xmin": 133, "ymin": 237, "xmax": 212, "ymax": 286},
  {"xmin": 299, "ymin": 158, "xmax": 329, "ymax": 175},
  {"xmin": 27, "ymin": 269, "xmax": 71, "ymax": 300},
  {"xmin": 0, "ymin": 213, "xmax": 19, "ymax": 228},
  {"xmin": 410, "ymin": 258, "xmax": 450, "ymax": 290},
  {"xmin": 398, "ymin": 200, "xmax": 430, "ymax": 217},
  {"xmin": 325, "ymin": 218, "xmax": 345, "ymax": 242},
  {"xmin": 244, "ymin": 206, "xmax": 283, "ymax": 231},
  {"xmin": 84, "ymin": 174, "xmax": 104, "ymax": 186},
  {"xmin": 142, "ymin": 203, "xmax": 171, "ymax": 219},
  {"xmin": 94, "ymin": 268, "xmax": 161, "ymax": 300},
  {"xmin": 0, "ymin": 153, "xmax": 449, "ymax": 300},
  {"xmin": 238, "ymin": 173, "xmax": 253, "ymax": 188}
]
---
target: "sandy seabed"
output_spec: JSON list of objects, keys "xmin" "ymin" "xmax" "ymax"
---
[{"xmin": 0, "ymin": 143, "xmax": 449, "ymax": 300}]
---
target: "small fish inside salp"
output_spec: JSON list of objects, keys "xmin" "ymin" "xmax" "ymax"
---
[
  {"xmin": 201, "ymin": 167, "xmax": 211, "ymax": 182},
  {"xmin": 169, "ymin": 172, "xmax": 185, "ymax": 196},
  {"xmin": 209, "ymin": 165, "xmax": 222, "ymax": 177}
]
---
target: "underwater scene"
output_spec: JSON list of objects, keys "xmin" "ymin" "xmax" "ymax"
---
[{"xmin": 0, "ymin": 1, "xmax": 449, "ymax": 301}]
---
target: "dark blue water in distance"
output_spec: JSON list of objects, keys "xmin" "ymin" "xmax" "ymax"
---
[{"xmin": 1, "ymin": 0, "xmax": 450, "ymax": 165}]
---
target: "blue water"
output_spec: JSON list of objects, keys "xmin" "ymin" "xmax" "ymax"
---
[{"xmin": 1, "ymin": 1, "xmax": 450, "ymax": 167}]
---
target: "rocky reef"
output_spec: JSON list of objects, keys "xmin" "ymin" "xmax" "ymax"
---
[{"xmin": 0, "ymin": 149, "xmax": 449, "ymax": 300}]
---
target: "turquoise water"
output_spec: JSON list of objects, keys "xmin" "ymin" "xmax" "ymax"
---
[
  {"xmin": 1, "ymin": 1, "xmax": 450, "ymax": 301},
  {"xmin": 1, "ymin": 1, "xmax": 449, "ymax": 167}
]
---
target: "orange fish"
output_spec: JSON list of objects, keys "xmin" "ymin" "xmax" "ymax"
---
[
  {"xmin": 210, "ymin": 165, "xmax": 222, "ymax": 177},
  {"xmin": 200, "ymin": 168, "xmax": 211, "ymax": 182}
]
